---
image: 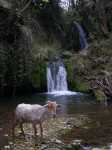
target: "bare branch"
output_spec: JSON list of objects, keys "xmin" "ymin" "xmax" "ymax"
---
[{"xmin": 19, "ymin": 0, "xmax": 32, "ymax": 14}]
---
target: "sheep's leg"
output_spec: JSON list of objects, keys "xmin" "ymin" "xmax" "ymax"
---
[
  {"xmin": 32, "ymin": 123, "xmax": 37, "ymax": 136},
  {"xmin": 12, "ymin": 123, "xmax": 16, "ymax": 137},
  {"xmin": 12, "ymin": 120, "xmax": 17, "ymax": 137},
  {"xmin": 39, "ymin": 122, "xmax": 43, "ymax": 137},
  {"xmin": 20, "ymin": 123, "xmax": 25, "ymax": 136}
]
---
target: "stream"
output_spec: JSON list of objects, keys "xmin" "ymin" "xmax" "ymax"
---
[{"xmin": 0, "ymin": 93, "xmax": 112, "ymax": 149}]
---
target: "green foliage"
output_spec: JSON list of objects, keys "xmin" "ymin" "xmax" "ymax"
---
[
  {"xmin": 89, "ymin": 37, "xmax": 112, "ymax": 57},
  {"xmin": 30, "ymin": 60, "xmax": 46, "ymax": 91},
  {"xmin": 32, "ymin": 39, "xmax": 61, "ymax": 60},
  {"xmin": 74, "ymin": 79, "xmax": 90, "ymax": 92},
  {"xmin": 65, "ymin": 58, "xmax": 90, "ymax": 92},
  {"xmin": 0, "ymin": 0, "xmax": 112, "ymax": 96},
  {"xmin": 42, "ymin": 0, "xmax": 49, "ymax": 2},
  {"xmin": 94, "ymin": 89, "xmax": 107, "ymax": 102},
  {"xmin": 65, "ymin": 60, "xmax": 76, "ymax": 90},
  {"xmin": 0, "ymin": 6, "xmax": 34, "ymax": 95}
]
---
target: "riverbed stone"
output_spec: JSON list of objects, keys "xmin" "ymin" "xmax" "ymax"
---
[
  {"xmin": 92, "ymin": 148, "xmax": 102, "ymax": 150},
  {"xmin": 44, "ymin": 148, "xmax": 61, "ymax": 150},
  {"xmin": 55, "ymin": 139, "xmax": 63, "ymax": 144},
  {"xmin": 1, "ymin": 115, "xmax": 104, "ymax": 150},
  {"xmin": 72, "ymin": 139, "xmax": 82, "ymax": 145},
  {"xmin": 41, "ymin": 144, "xmax": 48, "ymax": 150},
  {"xmin": 4, "ymin": 145, "xmax": 10, "ymax": 149}
]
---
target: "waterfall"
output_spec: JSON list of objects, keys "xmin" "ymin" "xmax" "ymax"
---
[
  {"xmin": 56, "ymin": 65, "xmax": 68, "ymax": 91},
  {"xmin": 47, "ymin": 60, "xmax": 68, "ymax": 93},
  {"xmin": 73, "ymin": 21, "xmax": 88, "ymax": 50},
  {"xmin": 47, "ymin": 60, "xmax": 78, "ymax": 96},
  {"xmin": 47, "ymin": 67, "xmax": 55, "ymax": 92},
  {"xmin": 47, "ymin": 60, "xmax": 80, "ymax": 96},
  {"xmin": 59, "ymin": 0, "xmax": 77, "ymax": 10}
]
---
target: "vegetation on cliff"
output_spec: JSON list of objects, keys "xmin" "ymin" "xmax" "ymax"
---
[{"xmin": 0, "ymin": 0, "xmax": 112, "ymax": 99}]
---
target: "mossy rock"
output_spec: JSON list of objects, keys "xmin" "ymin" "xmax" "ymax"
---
[
  {"xmin": 94, "ymin": 89, "xmax": 107, "ymax": 102},
  {"xmin": 62, "ymin": 51, "xmax": 73, "ymax": 59},
  {"xmin": 65, "ymin": 60, "xmax": 76, "ymax": 90},
  {"xmin": 65, "ymin": 59, "xmax": 90, "ymax": 92}
]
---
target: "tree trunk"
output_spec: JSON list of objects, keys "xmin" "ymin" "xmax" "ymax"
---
[
  {"xmin": 12, "ymin": 76, "xmax": 17, "ymax": 97},
  {"xmin": 0, "ymin": 78, "xmax": 5, "ymax": 96}
]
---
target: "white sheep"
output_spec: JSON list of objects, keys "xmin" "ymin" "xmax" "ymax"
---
[{"xmin": 12, "ymin": 101, "xmax": 58, "ymax": 137}]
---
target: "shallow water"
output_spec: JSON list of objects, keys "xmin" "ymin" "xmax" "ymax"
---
[{"xmin": 0, "ymin": 93, "xmax": 112, "ymax": 148}]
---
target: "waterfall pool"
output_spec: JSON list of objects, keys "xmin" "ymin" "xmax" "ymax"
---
[{"xmin": 0, "ymin": 93, "xmax": 112, "ymax": 149}]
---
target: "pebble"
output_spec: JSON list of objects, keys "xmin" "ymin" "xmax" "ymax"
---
[
  {"xmin": 82, "ymin": 146, "xmax": 92, "ymax": 150},
  {"xmin": 44, "ymin": 148, "xmax": 61, "ymax": 150},
  {"xmin": 55, "ymin": 139, "xmax": 62, "ymax": 144},
  {"xmin": 9, "ymin": 142, "xmax": 13, "ymax": 145},
  {"xmin": 65, "ymin": 144, "xmax": 73, "ymax": 149},
  {"xmin": 4, "ymin": 145, "xmax": 10, "ymax": 149},
  {"xmin": 41, "ymin": 144, "xmax": 48, "ymax": 150},
  {"xmin": 72, "ymin": 139, "xmax": 82, "ymax": 145},
  {"xmin": 4, "ymin": 134, "xmax": 9, "ymax": 137}
]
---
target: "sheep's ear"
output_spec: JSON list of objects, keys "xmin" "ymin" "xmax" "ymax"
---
[
  {"xmin": 47, "ymin": 101, "xmax": 50, "ymax": 106},
  {"xmin": 47, "ymin": 101, "xmax": 52, "ymax": 107}
]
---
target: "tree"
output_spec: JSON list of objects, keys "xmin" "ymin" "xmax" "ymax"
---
[{"xmin": 0, "ymin": 6, "xmax": 33, "ymax": 96}]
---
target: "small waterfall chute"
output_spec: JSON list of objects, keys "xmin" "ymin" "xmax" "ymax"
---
[{"xmin": 73, "ymin": 21, "xmax": 88, "ymax": 50}]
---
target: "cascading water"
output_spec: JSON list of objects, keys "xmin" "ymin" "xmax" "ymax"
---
[
  {"xmin": 47, "ymin": 60, "xmax": 68, "ymax": 92},
  {"xmin": 56, "ymin": 65, "xmax": 68, "ymax": 91},
  {"xmin": 47, "ymin": 60, "xmax": 77, "ymax": 95},
  {"xmin": 73, "ymin": 21, "xmax": 88, "ymax": 50}
]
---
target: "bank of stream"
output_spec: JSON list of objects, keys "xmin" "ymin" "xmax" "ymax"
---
[{"xmin": 0, "ymin": 93, "xmax": 112, "ymax": 150}]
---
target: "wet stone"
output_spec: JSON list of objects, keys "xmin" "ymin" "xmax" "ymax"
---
[{"xmin": 91, "ymin": 148, "xmax": 103, "ymax": 150}]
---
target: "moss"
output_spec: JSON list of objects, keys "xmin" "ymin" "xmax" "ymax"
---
[
  {"xmin": 94, "ymin": 89, "xmax": 107, "ymax": 102},
  {"xmin": 31, "ymin": 61, "xmax": 47, "ymax": 92},
  {"xmin": 74, "ymin": 78, "xmax": 90, "ymax": 92},
  {"xmin": 65, "ymin": 58, "xmax": 90, "ymax": 92},
  {"xmin": 65, "ymin": 60, "xmax": 76, "ymax": 90}
]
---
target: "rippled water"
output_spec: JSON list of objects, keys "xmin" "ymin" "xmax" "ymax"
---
[{"xmin": 0, "ymin": 93, "xmax": 112, "ymax": 148}]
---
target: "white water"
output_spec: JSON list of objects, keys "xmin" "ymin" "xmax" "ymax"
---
[
  {"xmin": 56, "ymin": 65, "xmax": 68, "ymax": 91},
  {"xmin": 73, "ymin": 21, "xmax": 88, "ymax": 50},
  {"xmin": 60, "ymin": 0, "xmax": 77, "ymax": 10},
  {"xmin": 47, "ymin": 61, "xmax": 78, "ymax": 96},
  {"xmin": 47, "ymin": 67, "xmax": 55, "ymax": 92}
]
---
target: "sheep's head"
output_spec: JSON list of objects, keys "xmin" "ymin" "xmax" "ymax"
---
[{"xmin": 47, "ymin": 101, "xmax": 59, "ymax": 118}]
